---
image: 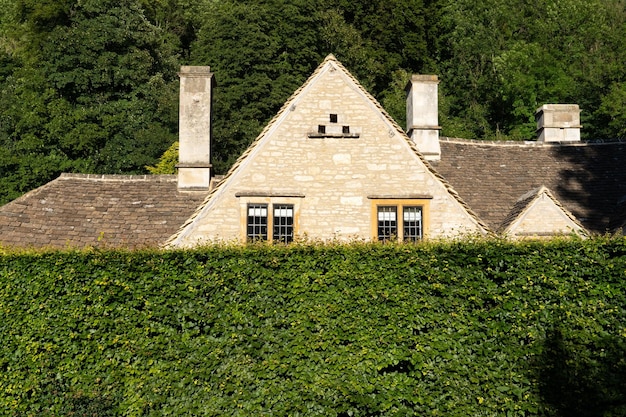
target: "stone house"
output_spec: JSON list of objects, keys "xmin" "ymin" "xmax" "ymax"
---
[{"xmin": 0, "ymin": 55, "xmax": 625, "ymax": 248}]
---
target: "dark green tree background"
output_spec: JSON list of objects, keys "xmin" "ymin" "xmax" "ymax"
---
[
  {"xmin": 0, "ymin": 0, "xmax": 180, "ymax": 202},
  {"xmin": 0, "ymin": 0, "xmax": 624, "ymax": 204}
]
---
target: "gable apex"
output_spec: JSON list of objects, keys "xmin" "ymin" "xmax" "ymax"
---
[{"xmin": 500, "ymin": 186, "xmax": 586, "ymax": 237}]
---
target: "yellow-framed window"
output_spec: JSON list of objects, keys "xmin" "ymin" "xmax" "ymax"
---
[
  {"xmin": 246, "ymin": 203, "xmax": 295, "ymax": 243},
  {"xmin": 370, "ymin": 198, "xmax": 430, "ymax": 242},
  {"xmin": 239, "ymin": 195, "xmax": 302, "ymax": 243}
]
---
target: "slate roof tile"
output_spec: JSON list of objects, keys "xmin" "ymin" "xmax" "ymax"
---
[
  {"xmin": 434, "ymin": 138, "xmax": 626, "ymax": 233},
  {"xmin": 0, "ymin": 174, "xmax": 207, "ymax": 249}
]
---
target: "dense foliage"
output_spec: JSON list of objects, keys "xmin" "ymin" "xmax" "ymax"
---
[
  {"xmin": 1, "ymin": 237, "xmax": 626, "ymax": 415},
  {"xmin": 0, "ymin": 0, "xmax": 625, "ymax": 202}
]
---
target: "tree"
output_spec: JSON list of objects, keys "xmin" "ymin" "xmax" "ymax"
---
[
  {"xmin": 431, "ymin": 0, "xmax": 626, "ymax": 140},
  {"xmin": 146, "ymin": 141, "xmax": 178, "ymax": 174},
  {"xmin": 318, "ymin": 0, "xmax": 428, "ymax": 92},
  {"xmin": 39, "ymin": 0, "xmax": 180, "ymax": 172},
  {"xmin": 138, "ymin": 0, "xmax": 203, "ymax": 59},
  {"xmin": 0, "ymin": 0, "xmax": 182, "ymax": 203},
  {"xmin": 597, "ymin": 82, "xmax": 626, "ymax": 139}
]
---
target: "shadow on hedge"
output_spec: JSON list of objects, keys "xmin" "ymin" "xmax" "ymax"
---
[
  {"xmin": 537, "ymin": 325, "xmax": 626, "ymax": 417},
  {"xmin": 39, "ymin": 377, "xmax": 119, "ymax": 416}
]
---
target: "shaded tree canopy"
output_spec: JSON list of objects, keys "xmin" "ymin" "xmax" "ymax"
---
[{"xmin": 0, "ymin": 0, "xmax": 624, "ymax": 203}]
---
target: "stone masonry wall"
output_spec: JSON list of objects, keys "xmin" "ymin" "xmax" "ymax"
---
[
  {"xmin": 178, "ymin": 63, "xmax": 482, "ymax": 245},
  {"xmin": 507, "ymin": 195, "xmax": 581, "ymax": 237}
]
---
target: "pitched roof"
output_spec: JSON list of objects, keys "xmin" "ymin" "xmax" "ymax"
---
[
  {"xmin": 499, "ymin": 186, "xmax": 586, "ymax": 236},
  {"xmin": 433, "ymin": 138, "xmax": 626, "ymax": 233},
  {"xmin": 609, "ymin": 195, "xmax": 626, "ymax": 234},
  {"xmin": 165, "ymin": 55, "xmax": 489, "ymax": 246},
  {"xmin": 0, "ymin": 173, "xmax": 206, "ymax": 249}
]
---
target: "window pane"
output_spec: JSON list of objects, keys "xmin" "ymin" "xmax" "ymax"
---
[
  {"xmin": 273, "ymin": 204, "xmax": 294, "ymax": 243},
  {"xmin": 247, "ymin": 204, "xmax": 268, "ymax": 241},
  {"xmin": 377, "ymin": 206, "xmax": 397, "ymax": 241},
  {"xmin": 403, "ymin": 206, "xmax": 422, "ymax": 242}
]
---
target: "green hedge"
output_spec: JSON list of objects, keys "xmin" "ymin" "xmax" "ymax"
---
[{"xmin": 1, "ymin": 238, "xmax": 626, "ymax": 416}]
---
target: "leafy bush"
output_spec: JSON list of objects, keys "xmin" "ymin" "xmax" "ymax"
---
[{"xmin": 1, "ymin": 237, "xmax": 626, "ymax": 416}]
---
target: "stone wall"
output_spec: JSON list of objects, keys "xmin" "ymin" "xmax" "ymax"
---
[
  {"xmin": 176, "ymin": 62, "xmax": 483, "ymax": 245},
  {"xmin": 506, "ymin": 194, "xmax": 582, "ymax": 237}
]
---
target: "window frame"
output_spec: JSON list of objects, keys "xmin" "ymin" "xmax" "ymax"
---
[
  {"xmin": 272, "ymin": 204, "xmax": 295, "ymax": 243},
  {"xmin": 246, "ymin": 203, "xmax": 268, "ymax": 241},
  {"xmin": 238, "ymin": 195, "xmax": 302, "ymax": 243},
  {"xmin": 370, "ymin": 198, "xmax": 430, "ymax": 242},
  {"xmin": 377, "ymin": 205, "xmax": 398, "ymax": 242}
]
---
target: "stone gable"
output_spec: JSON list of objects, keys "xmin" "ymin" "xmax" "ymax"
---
[
  {"xmin": 500, "ymin": 187, "xmax": 585, "ymax": 237},
  {"xmin": 168, "ymin": 56, "xmax": 486, "ymax": 246}
]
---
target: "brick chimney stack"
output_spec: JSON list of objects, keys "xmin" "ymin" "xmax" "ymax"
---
[
  {"xmin": 405, "ymin": 75, "xmax": 441, "ymax": 161},
  {"xmin": 178, "ymin": 66, "xmax": 214, "ymax": 190}
]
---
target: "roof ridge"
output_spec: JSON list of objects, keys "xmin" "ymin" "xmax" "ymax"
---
[
  {"xmin": 60, "ymin": 173, "xmax": 177, "ymax": 181},
  {"xmin": 441, "ymin": 136, "xmax": 626, "ymax": 147}
]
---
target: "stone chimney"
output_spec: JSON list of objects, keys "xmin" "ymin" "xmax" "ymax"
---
[
  {"xmin": 405, "ymin": 75, "xmax": 441, "ymax": 161},
  {"xmin": 178, "ymin": 66, "xmax": 214, "ymax": 190},
  {"xmin": 535, "ymin": 104, "xmax": 581, "ymax": 142}
]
